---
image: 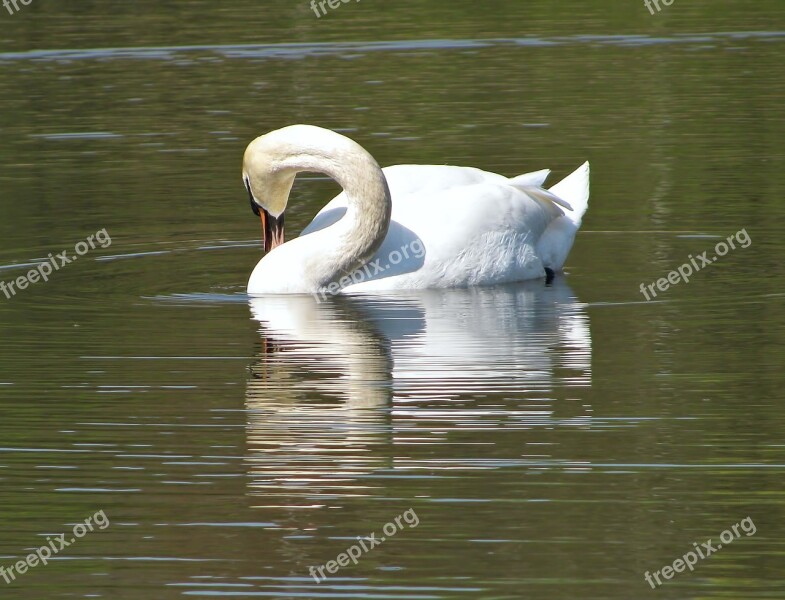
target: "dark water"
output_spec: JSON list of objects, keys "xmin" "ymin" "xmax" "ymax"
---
[{"xmin": 1, "ymin": 1, "xmax": 784, "ymax": 598}]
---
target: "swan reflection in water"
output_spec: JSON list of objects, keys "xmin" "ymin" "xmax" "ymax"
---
[{"xmin": 244, "ymin": 279, "xmax": 592, "ymax": 505}]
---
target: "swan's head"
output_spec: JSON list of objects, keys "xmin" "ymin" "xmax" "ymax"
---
[
  {"xmin": 243, "ymin": 124, "xmax": 375, "ymax": 254},
  {"xmin": 242, "ymin": 130, "xmax": 300, "ymax": 253}
]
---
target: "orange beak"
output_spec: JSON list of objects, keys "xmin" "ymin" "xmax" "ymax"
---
[{"xmin": 260, "ymin": 209, "xmax": 285, "ymax": 253}]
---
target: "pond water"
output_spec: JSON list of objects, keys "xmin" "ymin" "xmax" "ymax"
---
[{"xmin": 0, "ymin": 1, "xmax": 784, "ymax": 598}]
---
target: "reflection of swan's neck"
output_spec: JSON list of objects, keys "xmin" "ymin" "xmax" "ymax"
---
[
  {"xmin": 248, "ymin": 296, "xmax": 394, "ymax": 407},
  {"xmin": 280, "ymin": 135, "xmax": 392, "ymax": 286}
]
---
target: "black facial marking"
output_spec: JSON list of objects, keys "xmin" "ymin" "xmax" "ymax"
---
[{"xmin": 245, "ymin": 178, "xmax": 260, "ymax": 217}]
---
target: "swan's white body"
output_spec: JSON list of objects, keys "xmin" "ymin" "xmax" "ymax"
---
[{"xmin": 243, "ymin": 125, "xmax": 589, "ymax": 295}]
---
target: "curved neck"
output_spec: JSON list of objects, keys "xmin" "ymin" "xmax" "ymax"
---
[{"xmin": 277, "ymin": 131, "xmax": 392, "ymax": 288}]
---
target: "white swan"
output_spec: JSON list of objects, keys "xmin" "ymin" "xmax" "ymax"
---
[{"xmin": 243, "ymin": 125, "xmax": 589, "ymax": 295}]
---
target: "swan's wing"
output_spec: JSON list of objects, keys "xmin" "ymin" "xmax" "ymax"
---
[
  {"xmin": 301, "ymin": 165, "xmax": 488, "ymax": 237},
  {"xmin": 301, "ymin": 164, "xmax": 560, "ymax": 237},
  {"xmin": 383, "ymin": 165, "xmax": 508, "ymax": 195},
  {"xmin": 299, "ymin": 205, "xmax": 346, "ymax": 236},
  {"xmin": 343, "ymin": 180, "xmax": 561, "ymax": 292},
  {"xmin": 509, "ymin": 168, "xmax": 550, "ymax": 188},
  {"xmin": 389, "ymin": 180, "xmax": 561, "ymax": 253}
]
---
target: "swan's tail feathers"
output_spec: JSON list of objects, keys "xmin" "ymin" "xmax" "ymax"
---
[
  {"xmin": 536, "ymin": 162, "xmax": 590, "ymax": 272},
  {"xmin": 549, "ymin": 161, "xmax": 590, "ymax": 227},
  {"xmin": 510, "ymin": 168, "xmax": 551, "ymax": 189}
]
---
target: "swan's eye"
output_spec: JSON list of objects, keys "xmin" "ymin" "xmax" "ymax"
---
[{"xmin": 244, "ymin": 177, "xmax": 261, "ymax": 217}]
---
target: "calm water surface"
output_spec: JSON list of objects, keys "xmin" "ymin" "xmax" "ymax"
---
[{"xmin": 1, "ymin": 1, "xmax": 784, "ymax": 598}]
